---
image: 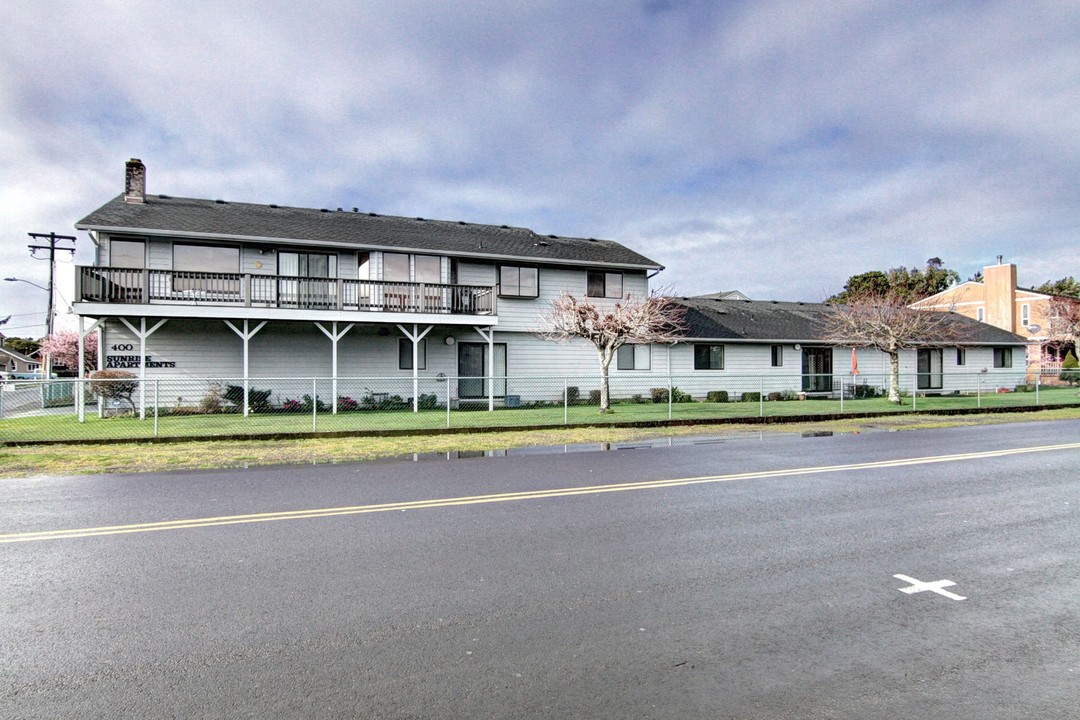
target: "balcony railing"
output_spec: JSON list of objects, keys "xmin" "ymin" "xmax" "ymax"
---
[{"xmin": 76, "ymin": 267, "xmax": 496, "ymax": 315}]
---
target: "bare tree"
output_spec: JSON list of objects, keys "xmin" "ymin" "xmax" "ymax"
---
[
  {"xmin": 1047, "ymin": 297, "xmax": 1080, "ymax": 356},
  {"xmin": 824, "ymin": 290, "xmax": 963, "ymax": 403},
  {"xmin": 538, "ymin": 292, "xmax": 685, "ymax": 413}
]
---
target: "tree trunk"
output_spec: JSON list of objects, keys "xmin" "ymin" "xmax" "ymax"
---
[
  {"xmin": 888, "ymin": 350, "xmax": 902, "ymax": 404},
  {"xmin": 598, "ymin": 351, "xmax": 613, "ymax": 413}
]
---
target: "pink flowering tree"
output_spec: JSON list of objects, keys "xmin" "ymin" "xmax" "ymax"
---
[{"xmin": 40, "ymin": 330, "xmax": 99, "ymax": 375}]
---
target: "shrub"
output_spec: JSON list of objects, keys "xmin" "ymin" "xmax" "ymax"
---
[
  {"xmin": 706, "ymin": 390, "xmax": 729, "ymax": 403},
  {"xmin": 1062, "ymin": 351, "xmax": 1080, "ymax": 386},
  {"xmin": 418, "ymin": 393, "xmax": 438, "ymax": 410},
  {"xmin": 587, "ymin": 389, "xmax": 602, "ymax": 405},
  {"xmin": 224, "ymin": 384, "xmax": 272, "ymax": 412},
  {"xmin": 564, "ymin": 386, "xmax": 580, "ymax": 404},
  {"xmin": 90, "ymin": 370, "xmax": 139, "ymax": 414},
  {"xmin": 650, "ymin": 387, "xmax": 668, "ymax": 403},
  {"xmin": 199, "ymin": 384, "xmax": 224, "ymax": 414},
  {"xmin": 671, "ymin": 387, "xmax": 692, "ymax": 403},
  {"xmin": 378, "ymin": 394, "xmax": 409, "ymax": 411},
  {"xmin": 281, "ymin": 398, "xmax": 304, "ymax": 413},
  {"xmin": 853, "ymin": 384, "xmax": 881, "ymax": 398},
  {"xmin": 767, "ymin": 391, "xmax": 783, "ymax": 402},
  {"xmin": 779, "ymin": 389, "xmax": 798, "ymax": 401},
  {"xmin": 337, "ymin": 396, "xmax": 359, "ymax": 412},
  {"xmin": 741, "ymin": 391, "xmax": 762, "ymax": 402}
]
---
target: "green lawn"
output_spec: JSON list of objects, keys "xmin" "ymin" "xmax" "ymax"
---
[{"xmin": 2, "ymin": 387, "xmax": 1077, "ymax": 444}]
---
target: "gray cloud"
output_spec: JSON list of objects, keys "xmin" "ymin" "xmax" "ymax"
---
[{"xmin": 1, "ymin": 0, "xmax": 1078, "ymax": 334}]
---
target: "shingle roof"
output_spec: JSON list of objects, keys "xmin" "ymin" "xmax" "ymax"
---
[
  {"xmin": 677, "ymin": 297, "xmax": 1027, "ymax": 344},
  {"xmin": 76, "ymin": 195, "xmax": 663, "ymax": 270}
]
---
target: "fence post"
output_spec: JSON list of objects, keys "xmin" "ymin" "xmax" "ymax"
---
[
  {"xmin": 912, "ymin": 374, "xmax": 917, "ymax": 411},
  {"xmin": 313, "ymin": 378, "xmax": 318, "ymax": 432},
  {"xmin": 563, "ymin": 377, "xmax": 568, "ymax": 425},
  {"xmin": 840, "ymin": 377, "xmax": 844, "ymax": 414},
  {"xmin": 1035, "ymin": 372, "xmax": 1040, "ymax": 406},
  {"xmin": 667, "ymin": 375, "xmax": 673, "ymax": 421},
  {"xmin": 0, "ymin": 380, "xmax": 4, "ymax": 419},
  {"xmin": 977, "ymin": 374, "xmax": 982, "ymax": 408},
  {"xmin": 154, "ymin": 379, "xmax": 159, "ymax": 438},
  {"xmin": 759, "ymin": 377, "xmax": 764, "ymax": 418}
]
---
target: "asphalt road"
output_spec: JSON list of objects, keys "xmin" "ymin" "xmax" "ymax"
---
[{"xmin": 2, "ymin": 421, "xmax": 1078, "ymax": 719}]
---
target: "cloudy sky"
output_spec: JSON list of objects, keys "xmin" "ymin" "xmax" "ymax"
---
[{"xmin": 2, "ymin": 0, "xmax": 1078, "ymax": 337}]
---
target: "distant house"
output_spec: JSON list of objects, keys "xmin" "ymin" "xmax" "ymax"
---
[
  {"xmin": 693, "ymin": 290, "xmax": 751, "ymax": 301},
  {"xmin": 0, "ymin": 345, "xmax": 41, "ymax": 376},
  {"xmin": 910, "ymin": 259, "xmax": 1079, "ymax": 374}
]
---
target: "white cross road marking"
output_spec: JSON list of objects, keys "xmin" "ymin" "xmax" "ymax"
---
[{"xmin": 894, "ymin": 574, "xmax": 967, "ymax": 601}]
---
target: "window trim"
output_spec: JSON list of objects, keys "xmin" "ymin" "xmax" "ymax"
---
[
  {"xmin": 771, "ymin": 345, "xmax": 783, "ymax": 367},
  {"xmin": 497, "ymin": 265, "xmax": 540, "ymax": 298},
  {"xmin": 956, "ymin": 347, "xmax": 966, "ymax": 366},
  {"xmin": 587, "ymin": 270, "xmax": 624, "ymax": 299},
  {"xmin": 617, "ymin": 344, "xmax": 651, "ymax": 371},
  {"xmin": 693, "ymin": 343, "xmax": 724, "ymax": 370},
  {"xmin": 993, "ymin": 347, "xmax": 1012, "ymax": 369},
  {"xmin": 1020, "ymin": 303, "xmax": 1030, "ymax": 326},
  {"xmin": 398, "ymin": 338, "xmax": 427, "ymax": 370},
  {"xmin": 110, "ymin": 238, "xmax": 146, "ymax": 269}
]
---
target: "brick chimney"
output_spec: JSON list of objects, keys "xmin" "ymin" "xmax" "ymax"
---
[
  {"xmin": 983, "ymin": 258, "xmax": 1017, "ymax": 333},
  {"xmin": 124, "ymin": 158, "xmax": 146, "ymax": 204}
]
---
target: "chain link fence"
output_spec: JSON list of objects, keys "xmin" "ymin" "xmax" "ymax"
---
[{"xmin": 1, "ymin": 370, "xmax": 1077, "ymax": 443}]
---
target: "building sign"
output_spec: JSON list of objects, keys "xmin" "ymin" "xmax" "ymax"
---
[{"xmin": 105, "ymin": 355, "xmax": 177, "ymax": 369}]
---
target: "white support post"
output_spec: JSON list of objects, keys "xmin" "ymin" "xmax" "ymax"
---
[
  {"xmin": 316, "ymin": 321, "xmax": 354, "ymax": 414},
  {"xmin": 77, "ymin": 317, "xmax": 103, "ymax": 423},
  {"xmin": 474, "ymin": 325, "xmax": 495, "ymax": 411},
  {"xmin": 225, "ymin": 319, "xmax": 267, "ymax": 417},
  {"xmin": 397, "ymin": 323, "xmax": 433, "ymax": 412},
  {"xmin": 118, "ymin": 317, "xmax": 168, "ymax": 420}
]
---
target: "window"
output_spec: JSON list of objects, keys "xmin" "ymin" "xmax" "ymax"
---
[
  {"xmin": 956, "ymin": 348, "xmax": 966, "ymax": 366},
  {"xmin": 358, "ymin": 253, "xmax": 370, "ymax": 280},
  {"xmin": 276, "ymin": 250, "xmax": 334, "ymax": 278},
  {"xmin": 414, "ymin": 255, "xmax": 441, "ymax": 283},
  {"xmin": 587, "ymin": 270, "xmax": 623, "ymax": 299},
  {"xmin": 498, "ymin": 266, "xmax": 539, "ymax": 298},
  {"xmin": 382, "ymin": 253, "xmax": 441, "ymax": 283},
  {"xmin": 383, "ymin": 252, "xmax": 410, "ymax": 281},
  {"xmin": 771, "ymin": 345, "xmax": 783, "ymax": 367},
  {"xmin": 173, "ymin": 244, "xmax": 241, "ymax": 294},
  {"xmin": 977, "ymin": 307, "xmax": 985, "ymax": 322},
  {"xmin": 617, "ymin": 344, "xmax": 651, "ymax": 370},
  {"xmin": 1021, "ymin": 304, "xmax": 1030, "ymax": 326},
  {"xmin": 398, "ymin": 338, "xmax": 427, "ymax": 370},
  {"xmin": 917, "ymin": 349, "xmax": 943, "ymax": 389},
  {"xmin": 694, "ymin": 344, "xmax": 724, "ymax": 370},
  {"xmin": 174, "ymin": 244, "xmax": 240, "ymax": 273},
  {"xmin": 110, "ymin": 239, "xmax": 145, "ymax": 268},
  {"xmin": 993, "ymin": 347, "xmax": 1012, "ymax": 368}
]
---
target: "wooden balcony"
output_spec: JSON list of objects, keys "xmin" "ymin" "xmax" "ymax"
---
[{"xmin": 76, "ymin": 266, "xmax": 496, "ymax": 316}]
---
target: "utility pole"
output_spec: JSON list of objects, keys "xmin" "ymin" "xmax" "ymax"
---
[
  {"xmin": 26, "ymin": 232, "xmax": 76, "ymax": 337},
  {"xmin": 27, "ymin": 232, "xmax": 76, "ymax": 378}
]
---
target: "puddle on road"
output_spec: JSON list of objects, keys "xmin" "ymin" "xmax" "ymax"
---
[{"xmin": 381, "ymin": 428, "xmax": 874, "ymax": 464}]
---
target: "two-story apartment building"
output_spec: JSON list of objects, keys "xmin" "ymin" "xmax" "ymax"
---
[
  {"xmin": 69, "ymin": 159, "xmax": 1029, "ymax": 414},
  {"xmin": 72, "ymin": 159, "xmax": 661, "ymax": 410}
]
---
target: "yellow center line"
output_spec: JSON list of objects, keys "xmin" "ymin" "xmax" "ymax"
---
[{"xmin": 2, "ymin": 442, "xmax": 1078, "ymax": 544}]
